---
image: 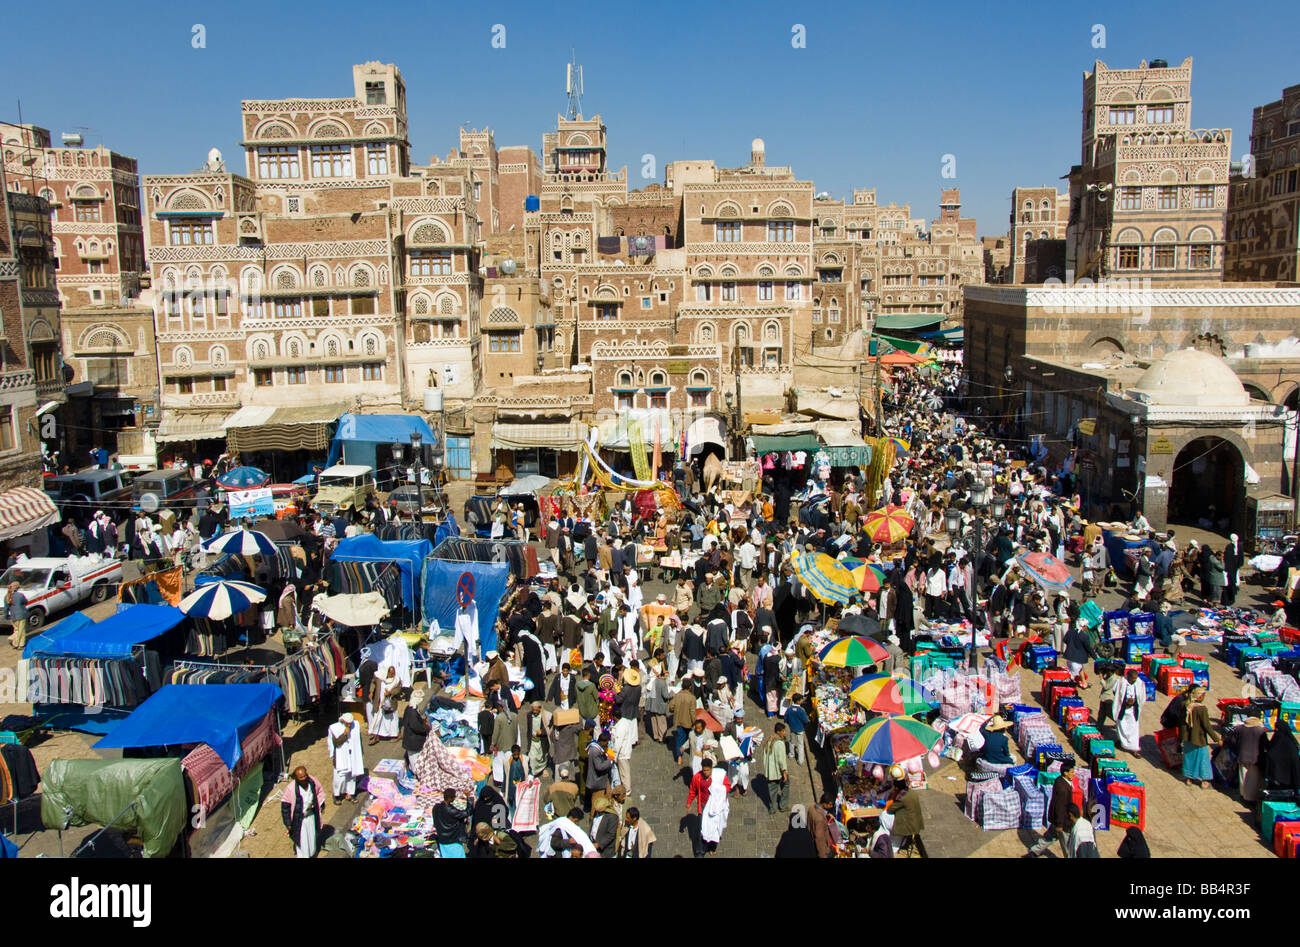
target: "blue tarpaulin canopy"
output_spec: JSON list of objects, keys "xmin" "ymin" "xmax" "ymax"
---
[
  {"xmin": 326, "ymin": 414, "xmax": 437, "ymax": 469},
  {"xmin": 421, "ymin": 553, "xmax": 509, "ymax": 656},
  {"xmin": 331, "ymin": 535, "xmax": 433, "ymax": 609},
  {"xmin": 93, "ymin": 683, "xmax": 284, "ymax": 769},
  {"xmin": 23, "ymin": 604, "xmax": 184, "ymax": 659}
]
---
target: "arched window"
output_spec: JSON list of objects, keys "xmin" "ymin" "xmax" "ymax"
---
[
  {"xmin": 649, "ymin": 370, "xmax": 667, "ymax": 387},
  {"xmin": 616, "ymin": 370, "xmax": 633, "ymax": 387}
]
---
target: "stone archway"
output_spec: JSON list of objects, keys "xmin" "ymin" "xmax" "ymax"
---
[{"xmin": 1169, "ymin": 436, "xmax": 1243, "ymax": 535}]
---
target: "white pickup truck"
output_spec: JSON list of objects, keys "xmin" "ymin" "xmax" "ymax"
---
[{"xmin": 0, "ymin": 556, "xmax": 124, "ymax": 630}]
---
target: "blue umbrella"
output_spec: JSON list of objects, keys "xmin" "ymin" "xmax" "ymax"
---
[
  {"xmin": 204, "ymin": 528, "xmax": 277, "ymax": 558},
  {"xmin": 216, "ymin": 466, "xmax": 271, "ymax": 489},
  {"xmin": 179, "ymin": 580, "xmax": 267, "ymax": 621}
]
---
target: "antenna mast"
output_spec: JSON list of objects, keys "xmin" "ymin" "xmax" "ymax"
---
[{"xmin": 565, "ymin": 49, "xmax": 583, "ymax": 120}]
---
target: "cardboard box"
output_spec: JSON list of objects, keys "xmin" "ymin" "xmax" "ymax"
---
[{"xmin": 553, "ymin": 707, "xmax": 581, "ymax": 727}]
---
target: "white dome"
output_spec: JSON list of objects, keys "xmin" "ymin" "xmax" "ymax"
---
[
  {"xmin": 1130, "ymin": 348, "xmax": 1249, "ymax": 407},
  {"xmin": 751, "ymin": 137, "xmax": 765, "ymax": 152}
]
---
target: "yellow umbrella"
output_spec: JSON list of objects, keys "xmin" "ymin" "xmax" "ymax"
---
[{"xmin": 862, "ymin": 505, "xmax": 915, "ymax": 544}]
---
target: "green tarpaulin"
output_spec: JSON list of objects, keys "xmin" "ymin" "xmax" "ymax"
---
[
  {"xmin": 873, "ymin": 333, "xmax": 930, "ymax": 354},
  {"xmin": 750, "ymin": 433, "xmax": 821, "ymax": 454},
  {"xmin": 41, "ymin": 758, "xmax": 187, "ymax": 858},
  {"xmin": 822, "ymin": 445, "xmax": 873, "ymax": 466},
  {"xmin": 872, "ymin": 313, "xmax": 944, "ymax": 331}
]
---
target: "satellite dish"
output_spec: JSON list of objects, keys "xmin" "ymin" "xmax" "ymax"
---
[{"xmin": 499, "ymin": 258, "xmax": 517, "ymax": 275}]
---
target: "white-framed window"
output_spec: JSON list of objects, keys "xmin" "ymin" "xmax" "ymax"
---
[
  {"xmin": 168, "ymin": 219, "xmax": 214, "ymax": 245},
  {"xmin": 768, "ymin": 220, "xmax": 794, "ymax": 242},
  {"xmin": 1147, "ymin": 105, "xmax": 1174, "ymax": 124},
  {"xmin": 411, "ymin": 251, "xmax": 452, "ymax": 276},
  {"xmin": 1108, "ymin": 107, "xmax": 1136, "ymax": 125},
  {"xmin": 785, "ymin": 281, "xmax": 801, "ymax": 301},
  {"xmin": 695, "ymin": 283, "xmax": 711, "ymax": 302},
  {"xmin": 366, "ymin": 144, "xmax": 388, "ymax": 175},
  {"xmin": 258, "ymin": 146, "xmax": 300, "ymax": 179},
  {"xmin": 758, "ymin": 281, "xmax": 774, "ymax": 301},
  {"xmin": 720, "ymin": 282, "xmax": 736, "ymax": 302},
  {"xmin": 715, "ymin": 222, "xmax": 741, "ymax": 242},
  {"xmin": 310, "ymin": 144, "xmax": 353, "ymax": 178}
]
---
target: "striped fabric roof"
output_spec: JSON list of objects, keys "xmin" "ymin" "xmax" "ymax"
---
[{"xmin": 0, "ymin": 486, "xmax": 59, "ymax": 541}]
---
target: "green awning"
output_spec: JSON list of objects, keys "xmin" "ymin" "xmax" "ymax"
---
[
  {"xmin": 751, "ymin": 433, "xmax": 820, "ymax": 454},
  {"xmin": 872, "ymin": 313, "xmax": 944, "ymax": 331},
  {"xmin": 874, "ymin": 333, "xmax": 930, "ymax": 354}
]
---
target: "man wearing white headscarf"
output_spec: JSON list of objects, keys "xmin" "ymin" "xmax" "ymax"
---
[{"xmin": 327, "ymin": 713, "xmax": 365, "ymax": 801}]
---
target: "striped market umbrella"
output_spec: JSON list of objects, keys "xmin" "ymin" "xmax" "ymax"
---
[
  {"xmin": 852, "ymin": 561, "xmax": 887, "ymax": 593},
  {"xmin": 847, "ymin": 715, "xmax": 943, "ymax": 764},
  {"xmin": 862, "ymin": 505, "xmax": 915, "ymax": 544},
  {"xmin": 179, "ymin": 580, "xmax": 267, "ymax": 621},
  {"xmin": 1013, "ymin": 551, "xmax": 1074, "ymax": 592},
  {"xmin": 790, "ymin": 549, "xmax": 858, "ymax": 605},
  {"xmin": 203, "ymin": 527, "xmax": 277, "ymax": 558},
  {"xmin": 216, "ymin": 465, "xmax": 271, "ymax": 489},
  {"xmin": 818, "ymin": 635, "xmax": 889, "ymax": 669},
  {"xmin": 847, "ymin": 674, "xmax": 934, "ymax": 716},
  {"xmin": 884, "ymin": 436, "xmax": 911, "ymax": 457}
]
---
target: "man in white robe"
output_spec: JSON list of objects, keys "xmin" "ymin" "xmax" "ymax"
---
[
  {"xmin": 1113, "ymin": 669, "xmax": 1146, "ymax": 754},
  {"xmin": 536, "ymin": 814, "xmax": 597, "ymax": 857},
  {"xmin": 327, "ymin": 713, "xmax": 365, "ymax": 801},
  {"xmin": 455, "ymin": 602, "xmax": 480, "ymax": 664}
]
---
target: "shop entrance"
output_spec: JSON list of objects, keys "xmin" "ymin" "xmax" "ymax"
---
[{"xmin": 1169, "ymin": 436, "xmax": 1244, "ymax": 536}]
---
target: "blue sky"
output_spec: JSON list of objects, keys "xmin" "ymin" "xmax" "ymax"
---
[{"xmin": 2, "ymin": 0, "xmax": 1289, "ymax": 233}]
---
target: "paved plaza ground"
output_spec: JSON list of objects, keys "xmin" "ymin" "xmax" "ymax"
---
[{"xmin": 0, "ymin": 518, "xmax": 1286, "ymax": 858}]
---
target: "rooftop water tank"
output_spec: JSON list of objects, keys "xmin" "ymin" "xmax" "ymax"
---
[
  {"xmin": 423, "ymin": 387, "xmax": 444, "ymax": 412},
  {"xmin": 524, "ymin": 195, "xmax": 540, "ymax": 211}
]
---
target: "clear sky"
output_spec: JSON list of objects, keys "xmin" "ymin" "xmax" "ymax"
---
[{"xmin": 2, "ymin": 0, "xmax": 1290, "ymax": 233}]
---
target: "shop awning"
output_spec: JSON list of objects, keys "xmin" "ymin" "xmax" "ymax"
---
[
  {"xmin": 226, "ymin": 402, "xmax": 343, "ymax": 453},
  {"xmin": 597, "ymin": 412, "xmax": 677, "ymax": 451},
  {"xmin": 490, "ymin": 422, "xmax": 588, "ymax": 451},
  {"xmin": 874, "ymin": 333, "xmax": 933, "ymax": 355},
  {"xmin": 872, "ymin": 313, "xmax": 944, "ymax": 331},
  {"xmin": 326, "ymin": 414, "xmax": 438, "ymax": 467},
  {"xmin": 156, "ymin": 411, "xmax": 233, "ymax": 443},
  {"xmin": 751, "ymin": 433, "xmax": 821, "ymax": 454},
  {"xmin": 815, "ymin": 423, "xmax": 873, "ymax": 466},
  {"xmin": 794, "ymin": 389, "xmax": 860, "ymax": 421},
  {"xmin": 24, "ymin": 604, "xmax": 185, "ymax": 659},
  {"xmin": 0, "ymin": 486, "xmax": 59, "ymax": 541},
  {"xmin": 686, "ymin": 416, "xmax": 726, "ymax": 453}
]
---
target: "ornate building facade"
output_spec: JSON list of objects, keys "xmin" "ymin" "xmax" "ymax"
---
[
  {"xmin": 1065, "ymin": 58, "xmax": 1231, "ymax": 284},
  {"xmin": 1225, "ymin": 83, "xmax": 1300, "ymax": 283}
]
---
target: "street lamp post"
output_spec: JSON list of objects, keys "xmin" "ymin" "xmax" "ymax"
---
[{"xmin": 410, "ymin": 431, "xmax": 423, "ymax": 517}]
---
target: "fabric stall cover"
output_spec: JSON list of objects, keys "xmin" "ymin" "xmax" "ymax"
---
[
  {"xmin": 750, "ymin": 433, "xmax": 821, "ymax": 455},
  {"xmin": 312, "ymin": 591, "xmax": 391, "ymax": 627},
  {"xmin": 0, "ymin": 486, "xmax": 59, "ymax": 541},
  {"xmin": 226, "ymin": 402, "xmax": 343, "ymax": 453},
  {"xmin": 429, "ymin": 537, "xmax": 539, "ymax": 579},
  {"xmin": 40, "ymin": 758, "xmax": 187, "ymax": 858},
  {"xmin": 330, "ymin": 535, "xmax": 432, "ymax": 609},
  {"xmin": 93, "ymin": 683, "xmax": 284, "ymax": 770},
  {"xmin": 22, "ymin": 604, "xmax": 184, "ymax": 659},
  {"xmin": 117, "ymin": 565, "xmax": 184, "ymax": 606},
  {"xmin": 490, "ymin": 422, "xmax": 587, "ymax": 451},
  {"xmin": 326, "ymin": 413, "xmax": 437, "ymax": 467},
  {"xmin": 422, "ymin": 558, "xmax": 510, "ymax": 656}
]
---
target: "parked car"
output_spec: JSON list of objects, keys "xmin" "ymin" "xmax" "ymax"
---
[
  {"xmin": 44, "ymin": 469, "xmax": 135, "ymax": 523},
  {"xmin": 132, "ymin": 468, "xmax": 210, "ymax": 513},
  {"xmin": 0, "ymin": 556, "xmax": 124, "ymax": 630},
  {"xmin": 311, "ymin": 464, "xmax": 377, "ymax": 515}
]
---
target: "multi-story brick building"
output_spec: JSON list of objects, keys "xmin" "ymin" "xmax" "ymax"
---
[
  {"xmin": 1065, "ymin": 58, "xmax": 1231, "ymax": 283},
  {"xmin": 1225, "ymin": 84, "xmax": 1300, "ymax": 283},
  {"xmin": 2, "ymin": 123, "xmax": 153, "ymax": 457},
  {"xmin": 142, "ymin": 63, "xmax": 477, "ymax": 466},
  {"xmin": 0, "ymin": 159, "xmax": 62, "ymax": 489},
  {"xmin": 1007, "ymin": 186, "xmax": 1069, "ymax": 282}
]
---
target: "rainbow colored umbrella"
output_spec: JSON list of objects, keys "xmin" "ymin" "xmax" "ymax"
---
[
  {"xmin": 790, "ymin": 549, "xmax": 858, "ymax": 605},
  {"xmin": 847, "ymin": 715, "xmax": 943, "ymax": 764},
  {"xmin": 847, "ymin": 674, "xmax": 934, "ymax": 716},
  {"xmin": 884, "ymin": 436, "xmax": 911, "ymax": 457},
  {"xmin": 818, "ymin": 635, "xmax": 889, "ymax": 668},
  {"xmin": 862, "ymin": 505, "xmax": 915, "ymax": 544}
]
